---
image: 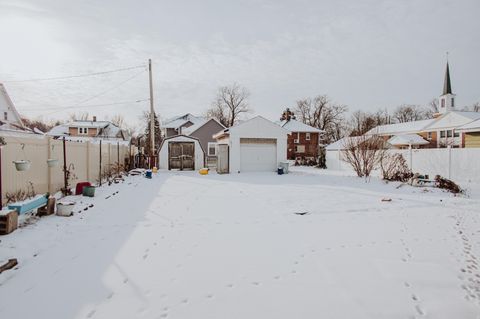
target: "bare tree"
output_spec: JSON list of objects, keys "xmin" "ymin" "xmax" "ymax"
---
[
  {"xmin": 461, "ymin": 102, "xmax": 480, "ymax": 112},
  {"xmin": 206, "ymin": 83, "xmax": 251, "ymax": 127},
  {"xmin": 349, "ymin": 109, "xmax": 391, "ymax": 136},
  {"xmin": 294, "ymin": 95, "xmax": 348, "ymax": 144},
  {"xmin": 393, "ymin": 104, "xmax": 430, "ymax": 123},
  {"xmin": 68, "ymin": 112, "xmax": 90, "ymax": 121},
  {"xmin": 429, "ymin": 98, "xmax": 439, "ymax": 114},
  {"xmin": 110, "ymin": 114, "xmax": 126, "ymax": 128},
  {"xmin": 342, "ymin": 135, "xmax": 386, "ymax": 178}
]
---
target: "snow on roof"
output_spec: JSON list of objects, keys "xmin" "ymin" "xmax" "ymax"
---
[
  {"xmin": 457, "ymin": 118, "xmax": 480, "ymax": 132},
  {"xmin": 181, "ymin": 119, "xmax": 208, "ymax": 135},
  {"xmin": 279, "ymin": 119, "xmax": 323, "ymax": 133},
  {"xmin": 325, "ymin": 136, "xmax": 366, "ymax": 151},
  {"xmin": 365, "ymin": 119, "xmax": 436, "ymax": 136},
  {"xmin": 47, "ymin": 124, "xmax": 69, "ymax": 136},
  {"xmin": 163, "ymin": 114, "xmax": 205, "ymax": 129},
  {"xmin": 387, "ymin": 134, "xmax": 429, "ymax": 146},
  {"xmin": 68, "ymin": 120, "xmax": 110, "ymax": 129}
]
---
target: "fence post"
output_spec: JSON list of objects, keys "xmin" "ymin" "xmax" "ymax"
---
[
  {"xmin": 337, "ymin": 150, "xmax": 341, "ymax": 170},
  {"xmin": 447, "ymin": 145, "xmax": 452, "ymax": 179},
  {"xmin": 408, "ymin": 145, "xmax": 412, "ymax": 171},
  {"xmin": 108, "ymin": 143, "xmax": 111, "ymax": 169},
  {"xmin": 86, "ymin": 141, "xmax": 90, "ymax": 182},
  {"xmin": 47, "ymin": 137, "xmax": 52, "ymax": 194}
]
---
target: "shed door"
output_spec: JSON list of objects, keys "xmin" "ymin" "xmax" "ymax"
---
[
  {"xmin": 240, "ymin": 138, "xmax": 277, "ymax": 172},
  {"xmin": 169, "ymin": 142, "xmax": 195, "ymax": 170}
]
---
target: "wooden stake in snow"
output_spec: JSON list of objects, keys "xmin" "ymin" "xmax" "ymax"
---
[{"xmin": 0, "ymin": 258, "xmax": 18, "ymax": 274}]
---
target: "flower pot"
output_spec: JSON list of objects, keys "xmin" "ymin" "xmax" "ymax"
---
[
  {"xmin": 13, "ymin": 160, "xmax": 31, "ymax": 171},
  {"xmin": 47, "ymin": 159, "xmax": 59, "ymax": 167},
  {"xmin": 56, "ymin": 201, "xmax": 75, "ymax": 217},
  {"xmin": 82, "ymin": 186, "xmax": 95, "ymax": 197}
]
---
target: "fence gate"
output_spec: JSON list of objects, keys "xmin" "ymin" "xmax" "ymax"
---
[
  {"xmin": 216, "ymin": 144, "xmax": 229, "ymax": 174},
  {"xmin": 168, "ymin": 142, "xmax": 195, "ymax": 170}
]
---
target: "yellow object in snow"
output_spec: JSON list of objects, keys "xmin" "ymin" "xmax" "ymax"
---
[
  {"xmin": 152, "ymin": 167, "xmax": 158, "ymax": 173},
  {"xmin": 199, "ymin": 168, "xmax": 209, "ymax": 175}
]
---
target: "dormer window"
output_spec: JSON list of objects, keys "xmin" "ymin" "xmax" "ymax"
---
[{"xmin": 78, "ymin": 127, "xmax": 89, "ymax": 135}]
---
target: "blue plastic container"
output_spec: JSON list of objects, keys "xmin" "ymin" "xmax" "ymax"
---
[
  {"xmin": 277, "ymin": 167, "xmax": 284, "ymax": 175},
  {"xmin": 145, "ymin": 170, "xmax": 153, "ymax": 179}
]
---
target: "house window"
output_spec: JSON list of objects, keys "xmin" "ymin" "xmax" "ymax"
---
[
  {"xmin": 306, "ymin": 133, "xmax": 311, "ymax": 141},
  {"xmin": 427, "ymin": 132, "xmax": 432, "ymax": 140},
  {"xmin": 441, "ymin": 99, "xmax": 445, "ymax": 108},
  {"xmin": 452, "ymin": 98, "xmax": 455, "ymax": 107},
  {"xmin": 78, "ymin": 127, "xmax": 89, "ymax": 135},
  {"xmin": 294, "ymin": 132, "xmax": 299, "ymax": 144},
  {"xmin": 446, "ymin": 130, "xmax": 453, "ymax": 138},
  {"xmin": 440, "ymin": 130, "xmax": 445, "ymax": 138},
  {"xmin": 3, "ymin": 112, "xmax": 7, "ymax": 120},
  {"xmin": 453, "ymin": 131, "xmax": 460, "ymax": 138},
  {"xmin": 294, "ymin": 145, "xmax": 305, "ymax": 153},
  {"xmin": 208, "ymin": 142, "xmax": 217, "ymax": 156}
]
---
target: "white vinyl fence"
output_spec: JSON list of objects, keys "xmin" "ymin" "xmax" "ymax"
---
[
  {"xmin": 1, "ymin": 135, "xmax": 133, "ymax": 205},
  {"xmin": 326, "ymin": 147, "xmax": 480, "ymax": 183}
]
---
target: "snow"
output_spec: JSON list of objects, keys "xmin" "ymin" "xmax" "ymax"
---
[
  {"xmin": 365, "ymin": 119, "xmax": 436, "ymax": 136},
  {"xmin": 388, "ymin": 134, "xmax": 430, "ymax": 146},
  {"xmin": 1, "ymin": 168, "xmax": 480, "ymax": 318},
  {"xmin": 458, "ymin": 118, "xmax": 480, "ymax": 132},
  {"xmin": 325, "ymin": 136, "xmax": 366, "ymax": 150},
  {"xmin": 279, "ymin": 119, "xmax": 323, "ymax": 133}
]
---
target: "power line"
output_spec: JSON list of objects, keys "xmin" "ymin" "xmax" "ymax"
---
[
  {"xmin": 20, "ymin": 99, "xmax": 150, "ymax": 112},
  {"xmin": 2, "ymin": 64, "xmax": 147, "ymax": 83}
]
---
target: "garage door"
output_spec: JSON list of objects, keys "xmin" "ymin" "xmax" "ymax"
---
[{"xmin": 240, "ymin": 138, "xmax": 277, "ymax": 172}]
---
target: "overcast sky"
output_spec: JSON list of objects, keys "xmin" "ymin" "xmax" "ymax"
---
[{"xmin": 0, "ymin": 0, "xmax": 479, "ymax": 129}]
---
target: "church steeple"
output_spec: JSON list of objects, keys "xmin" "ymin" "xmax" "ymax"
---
[
  {"xmin": 438, "ymin": 59, "xmax": 456, "ymax": 114},
  {"xmin": 443, "ymin": 62, "xmax": 452, "ymax": 95}
]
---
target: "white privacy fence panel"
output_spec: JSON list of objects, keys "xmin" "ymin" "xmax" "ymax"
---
[
  {"xmin": 326, "ymin": 147, "xmax": 480, "ymax": 183},
  {"xmin": 1, "ymin": 135, "xmax": 133, "ymax": 205}
]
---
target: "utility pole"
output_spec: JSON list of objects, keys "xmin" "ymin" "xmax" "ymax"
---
[{"xmin": 148, "ymin": 58, "xmax": 155, "ymax": 168}]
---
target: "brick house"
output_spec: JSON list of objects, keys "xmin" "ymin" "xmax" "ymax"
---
[{"xmin": 279, "ymin": 119, "xmax": 323, "ymax": 160}]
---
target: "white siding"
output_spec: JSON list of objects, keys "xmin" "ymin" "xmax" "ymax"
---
[{"xmin": 158, "ymin": 136, "xmax": 205, "ymax": 170}]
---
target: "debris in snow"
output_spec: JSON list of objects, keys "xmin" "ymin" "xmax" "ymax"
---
[
  {"xmin": 434, "ymin": 175, "xmax": 462, "ymax": 194},
  {"xmin": 381, "ymin": 198, "xmax": 392, "ymax": 202},
  {"xmin": 0, "ymin": 258, "xmax": 18, "ymax": 274}
]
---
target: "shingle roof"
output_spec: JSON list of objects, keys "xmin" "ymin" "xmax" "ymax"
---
[
  {"xmin": 279, "ymin": 119, "xmax": 323, "ymax": 133},
  {"xmin": 387, "ymin": 134, "xmax": 429, "ymax": 146}
]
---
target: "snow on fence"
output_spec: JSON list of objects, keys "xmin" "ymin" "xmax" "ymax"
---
[
  {"xmin": 326, "ymin": 147, "xmax": 480, "ymax": 183},
  {"xmin": 1, "ymin": 135, "xmax": 133, "ymax": 205}
]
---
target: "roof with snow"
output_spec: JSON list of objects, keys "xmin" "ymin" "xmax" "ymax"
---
[
  {"xmin": 279, "ymin": 119, "xmax": 323, "ymax": 133},
  {"xmin": 365, "ymin": 119, "xmax": 436, "ymax": 136},
  {"xmin": 456, "ymin": 118, "xmax": 480, "ymax": 132},
  {"xmin": 325, "ymin": 136, "xmax": 368, "ymax": 151},
  {"xmin": 47, "ymin": 120, "xmax": 126, "ymax": 140},
  {"xmin": 387, "ymin": 134, "xmax": 429, "ymax": 146},
  {"xmin": 162, "ymin": 113, "xmax": 205, "ymax": 129}
]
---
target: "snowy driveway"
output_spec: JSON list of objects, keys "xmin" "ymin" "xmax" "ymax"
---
[{"xmin": 1, "ymin": 169, "xmax": 480, "ymax": 319}]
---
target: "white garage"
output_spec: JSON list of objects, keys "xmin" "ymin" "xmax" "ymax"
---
[
  {"xmin": 213, "ymin": 116, "xmax": 289, "ymax": 173},
  {"xmin": 240, "ymin": 138, "xmax": 277, "ymax": 172}
]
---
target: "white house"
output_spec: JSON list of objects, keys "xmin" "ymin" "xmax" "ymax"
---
[
  {"xmin": 0, "ymin": 83, "xmax": 32, "ymax": 135},
  {"xmin": 213, "ymin": 116, "xmax": 289, "ymax": 173}
]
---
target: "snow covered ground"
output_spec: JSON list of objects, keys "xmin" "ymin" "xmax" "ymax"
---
[{"xmin": 1, "ymin": 168, "xmax": 480, "ymax": 319}]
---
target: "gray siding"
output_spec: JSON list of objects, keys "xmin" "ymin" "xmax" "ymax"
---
[{"xmin": 190, "ymin": 119, "xmax": 225, "ymax": 156}]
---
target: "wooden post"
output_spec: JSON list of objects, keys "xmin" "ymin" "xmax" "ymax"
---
[
  {"xmin": 86, "ymin": 141, "xmax": 90, "ymax": 182},
  {"xmin": 117, "ymin": 141, "xmax": 120, "ymax": 176},
  {"xmin": 47, "ymin": 138, "xmax": 52, "ymax": 194},
  {"xmin": 62, "ymin": 137, "xmax": 67, "ymax": 194},
  {"xmin": 148, "ymin": 59, "xmax": 155, "ymax": 168},
  {"xmin": 99, "ymin": 140, "xmax": 102, "ymax": 186},
  {"xmin": 0, "ymin": 146, "xmax": 2, "ymax": 209}
]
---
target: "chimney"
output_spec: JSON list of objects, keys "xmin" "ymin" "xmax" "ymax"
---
[{"xmin": 93, "ymin": 116, "xmax": 97, "ymax": 122}]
